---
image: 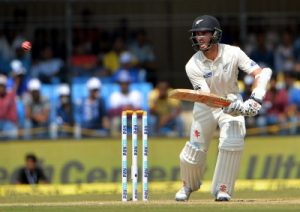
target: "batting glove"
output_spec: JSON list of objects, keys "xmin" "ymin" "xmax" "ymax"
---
[
  {"xmin": 223, "ymin": 94, "xmax": 244, "ymax": 116},
  {"xmin": 243, "ymin": 98, "xmax": 261, "ymax": 117}
]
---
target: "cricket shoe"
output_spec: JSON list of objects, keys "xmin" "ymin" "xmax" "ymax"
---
[
  {"xmin": 215, "ymin": 191, "xmax": 231, "ymax": 201},
  {"xmin": 175, "ymin": 186, "xmax": 192, "ymax": 201}
]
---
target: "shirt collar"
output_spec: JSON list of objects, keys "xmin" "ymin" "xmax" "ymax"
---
[{"xmin": 198, "ymin": 44, "xmax": 223, "ymax": 62}]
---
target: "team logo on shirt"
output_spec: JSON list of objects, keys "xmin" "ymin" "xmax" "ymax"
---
[
  {"xmin": 203, "ymin": 72, "xmax": 212, "ymax": 78},
  {"xmin": 223, "ymin": 63, "xmax": 229, "ymax": 72},
  {"xmin": 194, "ymin": 85, "xmax": 202, "ymax": 90}
]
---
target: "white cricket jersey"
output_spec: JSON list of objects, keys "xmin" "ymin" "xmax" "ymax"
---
[{"xmin": 186, "ymin": 44, "xmax": 260, "ymax": 97}]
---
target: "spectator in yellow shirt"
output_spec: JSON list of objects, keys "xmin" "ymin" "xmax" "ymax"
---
[
  {"xmin": 102, "ymin": 37, "xmax": 126, "ymax": 75},
  {"xmin": 148, "ymin": 81, "xmax": 184, "ymax": 137}
]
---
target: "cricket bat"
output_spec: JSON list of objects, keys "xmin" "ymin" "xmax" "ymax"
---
[{"xmin": 168, "ymin": 89, "xmax": 231, "ymax": 108}]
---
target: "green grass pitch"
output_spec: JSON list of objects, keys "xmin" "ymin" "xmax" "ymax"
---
[{"xmin": 1, "ymin": 189, "xmax": 300, "ymax": 211}]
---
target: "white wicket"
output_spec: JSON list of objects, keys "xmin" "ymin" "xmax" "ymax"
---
[
  {"xmin": 131, "ymin": 112, "xmax": 138, "ymax": 201},
  {"xmin": 142, "ymin": 111, "xmax": 148, "ymax": 201},
  {"xmin": 121, "ymin": 110, "xmax": 148, "ymax": 202},
  {"xmin": 121, "ymin": 111, "xmax": 128, "ymax": 202}
]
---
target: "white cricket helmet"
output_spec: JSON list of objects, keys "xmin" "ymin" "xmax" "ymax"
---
[
  {"xmin": 120, "ymin": 51, "xmax": 133, "ymax": 64},
  {"xmin": 87, "ymin": 77, "xmax": 101, "ymax": 90},
  {"xmin": 58, "ymin": 84, "xmax": 70, "ymax": 96},
  {"xmin": 28, "ymin": 78, "xmax": 41, "ymax": 91},
  {"xmin": 117, "ymin": 70, "xmax": 131, "ymax": 83},
  {"xmin": 10, "ymin": 60, "xmax": 26, "ymax": 75}
]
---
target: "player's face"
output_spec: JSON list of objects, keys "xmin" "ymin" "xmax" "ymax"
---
[
  {"xmin": 90, "ymin": 89, "xmax": 99, "ymax": 99},
  {"xmin": 31, "ymin": 90, "xmax": 40, "ymax": 100},
  {"xmin": 157, "ymin": 82, "xmax": 168, "ymax": 99},
  {"xmin": 120, "ymin": 82, "xmax": 129, "ymax": 93},
  {"xmin": 60, "ymin": 95, "xmax": 69, "ymax": 104},
  {"xmin": 26, "ymin": 159, "xmax": 36, "ymax": 170},
  {"xmin": 195, "ymin": 31, "xmax": 212, "ymax": 50}
]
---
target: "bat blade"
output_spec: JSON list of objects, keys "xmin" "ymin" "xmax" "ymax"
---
[{"xmin": 168, "ymin": 89, "xmax": 231, "ymax": 108}]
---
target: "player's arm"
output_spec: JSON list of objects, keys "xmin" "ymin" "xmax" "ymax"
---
[
  {"xmin": 185, "ymin": 60, "xmax": 210, "ymax": 92},
  {"xmin": 237, "ymin": 67, "xmax": 272, "ymax": 117},
  {"xmin": 249, "ymin": 67, "xmax": 272, "ymax": 104},
  {"xmin": 237, "ymin": 48, "xmax": 272, "ymax": 116}
]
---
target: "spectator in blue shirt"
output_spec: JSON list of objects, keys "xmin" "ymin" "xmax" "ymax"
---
[
  {"xmin": 80, "ymin": 77, "xmax": 109, "ymax": 136},
  {"xmin": 7, "ymin": 59, "xmax": 28, "ymax": 97},
  {"xmin": 55, "ymin": 84, "xmax": 74, "ymax": 137},
  {"xmin": 23, "ymin": 78, "xmax": 50, "ymax": 139}
]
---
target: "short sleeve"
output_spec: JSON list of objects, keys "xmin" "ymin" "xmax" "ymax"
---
[
  {"xmin": 185, "ymin": 60, "xmax": 210, "ymax": 92},
  {"xmin": 109, "ymin": 92, "xmax": 121, "ymax": 109},
  {"xmin": 148, "ymin": 90, "xmax": 158, "ymax": 109},
  {"xmin": 169, "ymin": 97, "xmax": 181, "ymax": 108},
  {"xmin": 237, "ymin": 47, "xmax": 260, "ymax": 74}
]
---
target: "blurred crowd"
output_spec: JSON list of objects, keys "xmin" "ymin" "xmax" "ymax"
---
[
  {"xmin": 0, "ymin": 70, "xmax": 184, "ymax": 140},
  {"xmin": 1, "ymin": 21, "xmax": 300, "ymax": 140},
  {"xmin": 242, "ymin": 72, "xmax": 300, "ymax": 135},
  {"xmin": 241, "ymin": 28, "xmax": 300, "ymax": 134},
  {"xmin": 0, "ymin": 18, "xmax": 164, "ymax": 140},
  {"xmin": 0, "ymin": 20, "xmax": 157, "ymax": 85}
]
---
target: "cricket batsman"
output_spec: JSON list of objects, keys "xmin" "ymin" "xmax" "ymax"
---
[{"xmin": 175, "ymin": 15, "xmax": 272, "ymax": 201}]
